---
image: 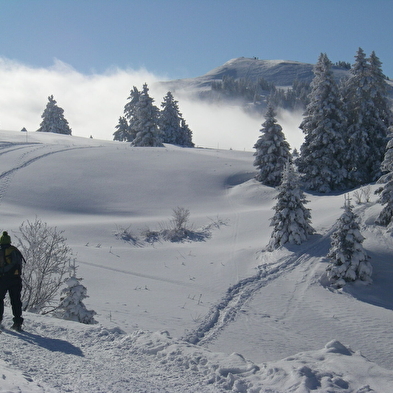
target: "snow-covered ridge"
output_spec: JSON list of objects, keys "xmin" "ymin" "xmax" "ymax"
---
[{"xmin": 159, "ymin": 57, "xmax": 351, "ymax": 93}]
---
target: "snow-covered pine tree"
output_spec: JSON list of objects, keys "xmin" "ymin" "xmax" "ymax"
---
[
  {"xmin": 159, "ymin": 92, "xmax": 194, "ymax": 147},
  {"xmin": 132, "ymin": 84, "xmax": 163, "ymax": 147},
  {"xmin": 267, "ymin": 162, "xmax": 315, "ymax": 251},
  {"xmin": 54, "ymin": 274, "xmax": 97, "ymax": 324},
  {"xmin": 37, "ymin": 95, "xmax": 72, "ymax": 135},
  {"xmin": 343, "ymin": 48, "xmax": 389, "ymax": 187},
  {"xmin": 367, "ymin": 51, "xmax": 393, "ymax": 176},
  {"xmin": 297, "ymin": 53, "xmax": 347, "ymax": 192},
  {"xmin": 253, "ymin": 105, "xmax": 291, "ymax": 186},
  {"xmin": 326, "ymin": 197, "xmax": 372, "ymax": 287},
  {"xmin": 376, "ymin": 131, "xmax": 393, "ymax": 226},
  {"xmin": 178, "ymin": 118, "xmax": 194, "ymax": 147},
  {"xmin": 123, "ymin": 86, "xmax": 141, "ymax": 142},
  {"xmin": 159, "ymin": 92, "xmax": 178, "ymax": 144},
  {"xmin": 113, "ymin": 116, "xmax": 129, "ymax": 141}
]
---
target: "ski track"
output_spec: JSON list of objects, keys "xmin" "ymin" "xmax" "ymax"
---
[
  {"xmin": 183, "ymin": 230, "xmax": 333, "ymax": 347},
  {"xmin": 0, "ymin": 142, "xmax": 100, "ymax": 206},
  {"xmin": 78, "ymin": 260, "xmax": 206, "ymax": 289}
]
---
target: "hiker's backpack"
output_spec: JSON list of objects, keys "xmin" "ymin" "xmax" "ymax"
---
[{"xmin": 0, "ymin": 246, "xmax": 23, "ymax": 277}]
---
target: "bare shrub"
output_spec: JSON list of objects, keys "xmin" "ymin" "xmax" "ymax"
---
[
  {"xmin": 353, "ymin": 185, "xmax": 372, "ymax": 204},
  {"xmin": 114, "ymin": 225, "xmax": 142, "ymax": 246},
  {"xmin": 15, "ymin": 218, "xmax": 72, "ymax": 313}
]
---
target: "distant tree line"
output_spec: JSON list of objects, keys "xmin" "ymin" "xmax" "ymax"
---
[{"xmin": 210, "ymin": 74, "xmax": 311, "ymax": 111}]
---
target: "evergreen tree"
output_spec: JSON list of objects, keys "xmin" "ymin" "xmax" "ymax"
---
[
  {"xmin": 37, "ymin": 95, "xmax": 72, "ymax": 135},
  {"xmin": 113, "ymin": 116, "xmax": 129, "ymax": 141},
  {"xmin": 159, "ymin": 91, "xmax": 194, "ymax": 147},
  {"xmin": 376, "ymin": 132, "xmax": 393, "ymax": 226},
  {"xmin": 343, "ymin": 48, "xmax": 389, "ymax": 186},
  {"xmin": 297, "ymin": 53, "xmax": 347, "ymax": 192},
  {"xmin": 132, "ymin": 84, "xmax": 163, "ymax": 147},
  {"xmin": 160, "ymin": 91, "xmax": 182, "ymax": 145},
  {"xmin": 178, "ymin": 118, "xmax": 194, "ymax": 147},
  {"xmin": 267, "ymin": 162, "xmax": 314, "ymax": 251},
  {"xmin": 123, "ymin": 86, "xmax": 141, "ymax": 142},
  {"xmin": 326, "ymin": 197, "xmax": 372, "ymax": 287},
  {"xmin": 253, "ymin": 105, "xmax": 291, "ymax": 186},
  {"xmin": 54, "ymin": 275, "xmax": 97, "ymax": 324}
]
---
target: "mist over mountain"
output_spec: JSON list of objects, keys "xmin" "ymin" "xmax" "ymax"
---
[
  {"xmin": 162, "ymin": 57, "xmax": 349, "ymax": 91},
  {"xmin": 159, "ymin": 57, "xmax": 393, "ymax": 113}
]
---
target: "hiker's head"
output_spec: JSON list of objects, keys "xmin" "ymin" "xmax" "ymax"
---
[{"xmin": 0, "ymin": 231, "xmax": 11, "ymax": 245}]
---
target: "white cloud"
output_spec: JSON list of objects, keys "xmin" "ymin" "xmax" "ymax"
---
[
  {"xmin": 0, "ymin": 58, "xmax": 160, "ymax": 140},
  {"xmin": 0, "ymin": 57, "xmax": 304, "ymax": 150}
]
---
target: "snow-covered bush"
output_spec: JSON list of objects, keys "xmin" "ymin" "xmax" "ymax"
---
[
  {"xmin": 267, "ymin": 163, "xmax": 314, "ymax": 251},
  {"xmin": 15, "ymin": 218, "xmax": 72, "ymax": 312},
  {"xmin": 326, "ymin": 199, "xmax": 372, "ymax": 287},
  {"xmin": 117, "ymin": 208, "xmax": 226, "ymax": 245},
  {"xmin": 54, "ymin": 275, "xmax": 97, "ymax": 324}
]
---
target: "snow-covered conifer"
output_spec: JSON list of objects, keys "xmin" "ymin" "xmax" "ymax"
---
[
  {"xmin": 297, "ymin": 53, "xmax": 347, "ymax": 192},
  {"xmin": 343, "ymin": 48, "xmax": 389, "ymax": 186},
  {"xmin": 178, "ymin": 118, "xmax": 194, "ymax": 147},
  {"xmin": 376, "ymin": 132, "xmax": 393, "ymax": 226},
  {"xmin": 54, "ymin": 275, "xmax": 97, "ymax": 324},
  {"xmin": 123, "ymin": 86, "xmax": 141, "ymax": 142},
  {"xmin": 159, "ymin": 92, "xmax": 194, "ymax": 147},
  {"xmin": 132, "ymin": 84, "xmax": 163, "ymax": 147},
  {"xmin": 113, "ymin": 116, "xmax": 129, "ymax": 142},
  {"xmin": 37, "ymin": 95, "xmax": 72, "ymax": 135},
  {"xmin": 326, "ymin": 197, "xmax": 372, "ymax": 287},
  {"xmin": 253, "ymin": 105, "xmax": 291, "ymax": 186},
  {"xmin": 267, "ymin": 162, "xmax": 314, "ymax": 251}
]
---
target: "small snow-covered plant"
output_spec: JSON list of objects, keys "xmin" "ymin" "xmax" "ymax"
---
[
  {"xmin": 54, "ymin": 274, "xmax": 97, "ymax": 324},
  {"xmin": 170, "ymin": 207, "xmax": 190, "ymax": 232},
  {"xmin": 326, "ymin": 197, "xmax": 372, "ymax": 288},
  {"xmin": 160, "ymin": 207, "xmax": 191, "ymax": 242},
  {"xmin": 114, "ymin": 225, "xmax": 141, "ymax": 246}
]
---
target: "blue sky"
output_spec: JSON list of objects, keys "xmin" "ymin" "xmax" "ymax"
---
[
  {"xmin": 1, "ymin": 0, "xmax": 392, "ymax": 79},
  {"xmin": 0, "ymin": 0, "xmax": 391, "ymax": 148}
]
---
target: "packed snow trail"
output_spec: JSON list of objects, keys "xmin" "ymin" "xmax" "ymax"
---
[{"xmin": 0, "ymin": 316, "xmax": 226, "ymax": 393}]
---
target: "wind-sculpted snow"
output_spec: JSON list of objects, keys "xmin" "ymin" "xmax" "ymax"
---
[{"xmin": 1, "ymin": 314, "xmax": 392, "ymax": 392}]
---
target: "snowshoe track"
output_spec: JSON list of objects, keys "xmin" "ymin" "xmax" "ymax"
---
[{"xmin": 183, "ymin": 232, "xmax": 333, "ymax": 347}]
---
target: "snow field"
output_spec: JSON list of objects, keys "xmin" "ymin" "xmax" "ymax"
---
[{"xmin": 0, "ymin": 130, "xmax": 393, "ymax": 392}]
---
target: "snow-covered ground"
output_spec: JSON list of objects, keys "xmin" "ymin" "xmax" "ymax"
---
[{"xmin": 0, "ymin": 130, "xmax": 392, "ymax": 392}]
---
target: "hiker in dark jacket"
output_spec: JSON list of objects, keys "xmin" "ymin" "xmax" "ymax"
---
[{"xmin": 0, "ymin": 231, "xmax": 24, "ymax": 331}]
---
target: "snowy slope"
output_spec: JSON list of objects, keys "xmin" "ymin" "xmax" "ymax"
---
[{"xmin": 0, "ymin": 130, "xmax": 393, "ymax": 392}]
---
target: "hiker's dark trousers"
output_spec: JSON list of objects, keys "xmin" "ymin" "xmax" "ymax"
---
[{"xmin": 0, "ymin": 276, "xmax": 23, "ymax": 324}]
